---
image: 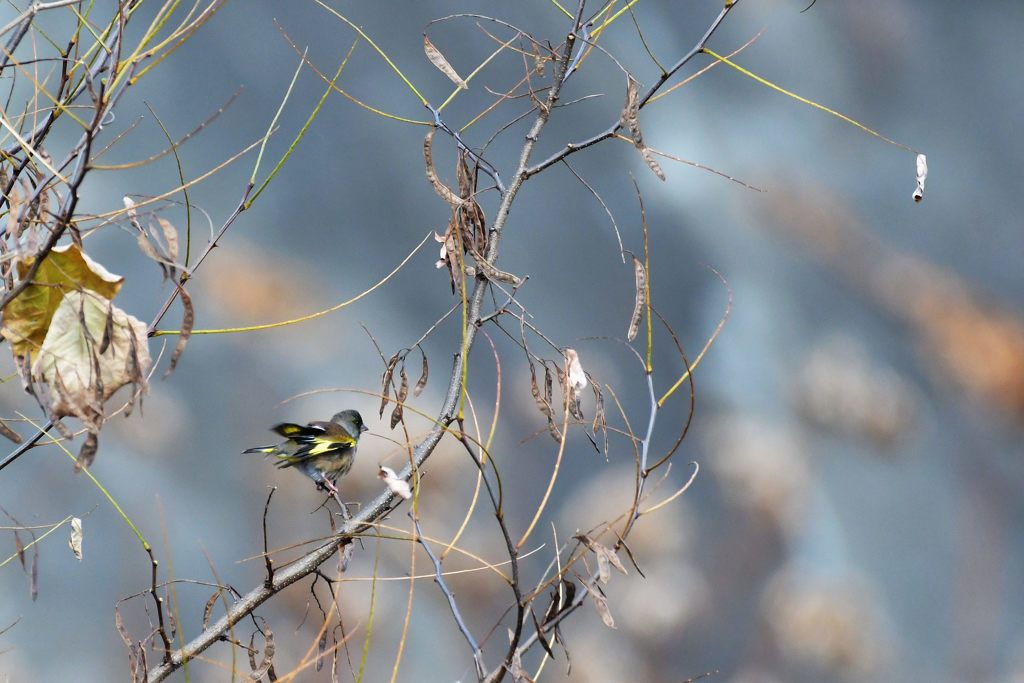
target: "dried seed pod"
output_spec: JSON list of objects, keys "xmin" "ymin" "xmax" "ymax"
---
[{"xmin": 627, "ymin": 256, "xmax": 647, "ymax": 341}]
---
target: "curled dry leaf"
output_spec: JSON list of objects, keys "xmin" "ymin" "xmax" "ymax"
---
[
  {"xmin": 76, "ymin": 432, "xmax": 99, "ymax": 472},
  {"xmin": 379, "ymin": 353, "xmax": 400, "ymax": 418},
  {"xmin": 390, "ymin": 366, "xmax": 408, "ymax": 429},
  {"xmin": 414, "ymin": 350, "xmax": 429, "ymax": 397},
  {"xmin": 913, "ymin": 153, "xmax": 928, "ymax": 203},
  {"xmin": 423, "ymin": 129, "xmax": 463, "ymax": 207},
  {"xmin": 202, "ymin": 590, "xmax": 222, "ymax": 630},
  {"xmin": 0, "ymin": 419, "xmax": 21, "ymax": 444},
  {"xmin": 164, "ymin": 282, "xmax": 193, "ymax": 377},
  {"xmin": 530, "ymin": 364, "xmax": 551, "ymax": 419},
  {"xmin": 378, "ymin": 465, "xmax": 412, "ymax": 499},
  {"xmin": 423, "ymin": 35, "xmax": 468, "ymax": 90},
  {"xmin": 627, "ymin": 256, "xmax": 647, "ymax": 341},
  {"xmin": 622, "ymin": 77, "xmax": 665, "ymax": 181},
  {"xmin": 68, "ymin": 517, "xmax": 83, "ymax": 560}
]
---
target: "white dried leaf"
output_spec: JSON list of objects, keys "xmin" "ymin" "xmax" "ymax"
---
[
  {"xmin": 564, "ymin": 348, "xmax": 587, "ymax": 394},
  {"xmin": 378, "ymin": 465, "xmax": 412, "ymax": 500},
  {"xmin": 123, "ymin": 196, "xmax": 137, "ymax": 218},
  {"xmin": 912, "ymin": 153, "xmax": 928, "ymax": 203},
  {"xmin": 68, "ymin": 517, "xmax": 83, "ymax": 560}
]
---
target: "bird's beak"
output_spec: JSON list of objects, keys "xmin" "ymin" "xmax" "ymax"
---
[{"xmin": 360, "ymin": 425, "xmax": 369, "ymax": 433}]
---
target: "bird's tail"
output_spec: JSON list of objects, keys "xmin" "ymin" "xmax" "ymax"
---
[{"xmin": 243, "ymin": 445, "xmax": 276, "ymax": 455}]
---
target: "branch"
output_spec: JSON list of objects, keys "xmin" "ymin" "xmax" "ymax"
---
[
  {"xmin": 148, "ymin": 2, "xmax": 587, "ymax": 677},
  {"xmin": 524, "ymin": 2, "xmax": 739, "ymax": 178}
]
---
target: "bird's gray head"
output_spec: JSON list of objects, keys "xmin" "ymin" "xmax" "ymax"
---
[{"xmin": 331, "ymin": 409, "xmax": 368, "ymax": 436}]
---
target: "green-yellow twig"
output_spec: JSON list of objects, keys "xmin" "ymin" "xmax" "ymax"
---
[
  {"xmin": 0, "ymin": 515, "xmax": 73, "ymax": 570},
  {"xmin": 247, "ymin": 41, "xmax": 356, "ymax": 208},
  {"xmin": 437, "ymin": 31, "xmax": 520, "ymax": 113},
  {"xmin": 21, "ymin": 415, "xmax": 150, "ymax": 549},
  {"xmin": 355, "ymin": 533, "xmax": 382, "ymax": 683},
  {"xmin": 152, "ymin": 231, "xmax": 431, "ymax": 336},
  {"xmin": 314, "ymin": 0, "xmax": 427, "ymax": 107},
  {"xmin": 703, "ymin": 48, "xmax": 917, "ymax": 153},
  {"xmin": 250, "ymin": 48, "xmax": 306, "ymax": 187},
  {"xmin": 546, "ymin": 0, "xmax": 573, "ymax": 20},
  {"xmin": 657, "ymin": 268, "xmax": 731, "ymax": 406}
]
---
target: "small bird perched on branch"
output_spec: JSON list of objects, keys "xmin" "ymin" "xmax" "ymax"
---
[{"xmin": 244, "ymin": 410, "xmax": 368, "ymax": 512}]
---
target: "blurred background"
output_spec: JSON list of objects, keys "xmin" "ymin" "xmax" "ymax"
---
[{"xmin": 2, "ymin": 1, "xmax": 1022, "ymax": 681}]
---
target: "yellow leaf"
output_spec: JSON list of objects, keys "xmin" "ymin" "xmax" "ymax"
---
[{"xmin": 1, "ymin": 245, "xmax": 123, "ymax": 358}]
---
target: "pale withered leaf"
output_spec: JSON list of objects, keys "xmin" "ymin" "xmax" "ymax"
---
[
  {"xmin": 32, "ymin": 290, "xmax": 150, "ymax": 436},
  {"xmin": 581, "ymin": 581, "xmax": 616, "ymax": 629},
  {"xmin": 424, "ymin": 35, "xmax": 468, "ymax": 90},
  {"xmin": 68, "ymin": 517, "xmax": 83, "ymax": 560},
  {"xmin": 157, "ymin": 217, "xmax": 179, "ymax": 265}
]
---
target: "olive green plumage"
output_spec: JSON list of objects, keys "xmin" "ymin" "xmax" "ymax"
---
[{"xmin": 244, "ymin": 410, "xmax": 368, "ymax": 493}]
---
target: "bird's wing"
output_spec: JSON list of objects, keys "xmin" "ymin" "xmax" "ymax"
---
[
  {"xmin": 271, "ymin": 421, "xmax": 356, "ymax": 464},
  {"xmin": 272, "ymin": 422, "xmax": 326, "ymax": 440}
]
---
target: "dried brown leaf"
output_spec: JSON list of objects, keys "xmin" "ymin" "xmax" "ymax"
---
[
  {"xmin": 530, "ymin": 364, "xmax": 551, "ymax": 419},
  {"xmin": 76, "ymin": 432, "xmax": 98, "ymax": 472},
  {"xmin": 0, "ymin": 419, "xmax": 22, "ymax": 444},
  {"xmin": 99, "ymin": 300, "xmax": 115, "ymax": 355},
  {"xmin": 14, "ymin": 531, "xmax": 25, "ymax": 570},
  {"xmin": 202, "ymin": 589, "xmax": 221, "ymax": 630},
  {"xmin": 627, "ymin": 256, "xmax": 647, "ymax": 341},
  {"xmin": 247, "ymin": 619, "xmax": 275, "ymax": 680},
  {"xmin": 379, "ymin": 353, "xmax": 400, "ymax": 418},
  {"xmin": 316, "ymin": 632, "xmax": 327, "ymax": 672},
  {"xmin": 390, "ymin": 366, "xmax": 408, "ymax": 429},
  {"xmin": 543, "ymin": 365, "xmax": 553, "ymax": 406},
  {"xmin": 29, "ymin": 547, "xmax": 38, "ymax": 601},
  {"xmin": 424, "ymin": 129, "xmax": 463, "ymax": 207},
  {"xmin": 165, "ymin": 283, "xmax": 193, "ymax": 377},
  {"xmin": 414, "ymin": 350, "xmax": 429, "ymax": 397},
  {"xmin": 424, "ymin": 35, "xmax": 468, "ymax": 89}
]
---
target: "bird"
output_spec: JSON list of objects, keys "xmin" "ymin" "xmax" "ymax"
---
[{"xmin": 244, "ymin": 410, "xmax": 368, "ymax": 512}]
